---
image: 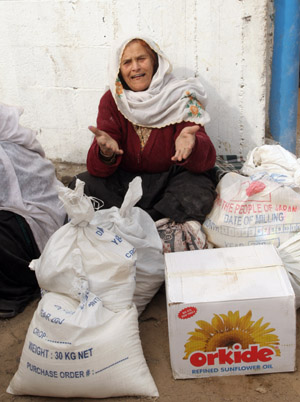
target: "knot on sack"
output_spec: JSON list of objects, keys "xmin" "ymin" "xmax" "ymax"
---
[{"xmin": 58, "ymin": 179, "xmax": 104, "ymax": 227}]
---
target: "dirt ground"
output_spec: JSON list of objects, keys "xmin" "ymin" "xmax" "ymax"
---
[
  {"xmin": 1, "ymin": 163, "xmax": 300, "ymax": 402},
  {"xmin": 1, "ymin": 290, "xmax": 300, "ymax": 402}
]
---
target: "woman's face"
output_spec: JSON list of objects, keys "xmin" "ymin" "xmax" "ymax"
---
[{"xmin": 120, "ymin": 41, "xmax": 155, "ymax": 92}]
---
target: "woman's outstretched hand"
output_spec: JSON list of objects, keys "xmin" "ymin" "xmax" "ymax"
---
[
  {"xmin": 171, "ymin": 125, "xmax": 199, "ymax": 162},
  {"xmin": 88, "ymin": 126, "xmax": 124, "ymax": 157}
]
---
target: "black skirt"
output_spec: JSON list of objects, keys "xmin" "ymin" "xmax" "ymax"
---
[
  {"xmin": 69, "ymin": 165, "xmax": 217, "ymax": 223},
  {"xmin": 0, "ymin": 211, "xmax": 40, "ymax": 316}
]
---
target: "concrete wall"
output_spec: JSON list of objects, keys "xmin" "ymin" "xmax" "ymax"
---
[{"xmin": 0, "ymin": 0, "xmax": 270, "ymax": 163}]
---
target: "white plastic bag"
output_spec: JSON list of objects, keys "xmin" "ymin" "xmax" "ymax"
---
[
  {"xmin": 241, "ymin": 144, "xmax": 300, "ymax": 185},
  {"xmin": 203, "ymin": 172, "xmax": 300, "ymax": 248},
  {"xmin": 91, "ymin": 177, "xmax": 164, "ymax": 315},
  {"xmin": 7, "ymin": 291, "xmax": 159, "ymax": 398},
  {"xmin": 278, "ymin": 233, "xmax": 300, "ymax": 309},
  {"xmin": 30, "ymin": 179, "xmax": 137, "ymax": 312}
]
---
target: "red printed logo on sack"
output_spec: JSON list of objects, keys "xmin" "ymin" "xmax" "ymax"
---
[
  {"xmin": 183, "ymin": 310, "xmax": 280, "ymax": 365},
  {"xmin": 178, "ymin": 307, "xmax": 197, "ymax": 320},
  {"xmin": 246, "ymin": 181, "xmax": 266, "ymax": 197}
]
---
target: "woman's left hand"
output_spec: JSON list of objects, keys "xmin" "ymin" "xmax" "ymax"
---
[{"xmin": 171, "ymin": 125, "xmax": 199, "ymax": 162}]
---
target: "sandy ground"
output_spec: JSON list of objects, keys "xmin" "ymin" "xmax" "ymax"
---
[
  {"xmin": 0, "ymin": 289, "xmax": 300, "ymax": 402},
  {"xmin": 1, "ymin": 164, "xmax": 300, "ymax": 402}
]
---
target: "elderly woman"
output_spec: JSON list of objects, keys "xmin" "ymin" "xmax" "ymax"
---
[{"xmin": 71, "ymin": 36, "xmax": 216, "ymax": 232}]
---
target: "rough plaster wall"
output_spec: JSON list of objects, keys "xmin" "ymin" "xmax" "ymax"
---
[{"xmin": 0, "ymin": 0, "xmax": 269, "ymax": 163}]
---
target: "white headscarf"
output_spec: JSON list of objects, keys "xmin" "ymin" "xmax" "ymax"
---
[{"xmin": 108, "ymin": 35, "xmax": 210, "ymax": 128}]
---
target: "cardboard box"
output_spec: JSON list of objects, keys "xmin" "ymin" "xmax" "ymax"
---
[{"xmin": 165, "ymin": 245, "xmax": 296, "ymax": 379}]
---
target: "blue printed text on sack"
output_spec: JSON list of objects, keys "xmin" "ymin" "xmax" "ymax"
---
[
  {"xmin": 125, "ymin": 248, "xmax": 136, "ymax": 258},
  {"xmin": 40, "ymin": 308, "xmax": 65, "ymax": 325},
  {"xmin": 111, "ymin": 235, "xmax": 123, "ymax": 245}
]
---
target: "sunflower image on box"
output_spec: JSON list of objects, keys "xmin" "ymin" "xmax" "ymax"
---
[{"xmin": 183, "ymin": 310, "xmax": 280, "ymax": 368}]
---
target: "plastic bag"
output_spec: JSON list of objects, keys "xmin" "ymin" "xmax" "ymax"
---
[
  {"xmin": 30, "ymin": 179, "xmax": 137, "ymax": 312},
  {"xmin": 7, "ymin": 291, "xmax": 159, "ymax": 398},
  {"xmin": 241, "ymin": 144, "xmax": 300, "ymax": 186},
  {"xmin": 91, "ymin": 177, "xmax": 164, "ymax": 315}
]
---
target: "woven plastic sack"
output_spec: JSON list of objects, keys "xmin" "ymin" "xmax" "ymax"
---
[
  {"xmin": 7, "ymin": 291, "xmax": 159, "ymax": 398},
  {"xmin": 91, "ymin": 177, "xmax": 164, "ymax": 315},
  {"xmin": 30, "ymin": 179, "xmax": 137, "ymax": 312},
  {"xmin": 203, "ymin": 172, "xmax": 300, "ymax": 248}
]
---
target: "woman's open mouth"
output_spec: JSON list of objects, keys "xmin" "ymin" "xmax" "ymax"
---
[{"xmin": 131, "ymin": 73, "xmax": 145, "ymax": 79}]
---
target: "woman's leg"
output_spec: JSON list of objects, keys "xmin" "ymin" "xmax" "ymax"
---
[
  {"xmin": 69, "ymin": 171, "xmax": 130, "ymax": 209},
  {"xmin": 68, "ymin": 167, "xmax": 216, "ymax": 223},
  {"xmin": 68, "ymin": 170, "xmax": 162, "ymax": 220},
  {"xmin": 153, "ymin": 167, "xmax": 217, "ymax": 223},
  {"xmin": 0, "ymin": 211, "xmax": 40, "ymax": 318}
]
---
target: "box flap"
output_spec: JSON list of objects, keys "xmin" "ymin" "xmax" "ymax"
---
[
  {"xmin": 165, "ymin": 245, "xmax": 283, "ymax": 274},
  {"xmin": 165, "ymin": 245, "xmax": 294, "ymax": 304}
]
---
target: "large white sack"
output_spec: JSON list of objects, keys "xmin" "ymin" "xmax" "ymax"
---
[
  {"xmin": 278, "ymin": 233, "xmax": 300, "ymax": 309},
  {"xmin": 7, "ymin": 291, "xmax": 159, "ymax": 398},
  {"xmin": 203, "ymin": 172, "xmax": 300, "ymax": 248},
  {"xmin": 91, "ymin": 177, "xmax": 164, "ymax": 315},
  {"xmin": 30, "ymin": 179, "xmax": 137, "ymax": 312}
]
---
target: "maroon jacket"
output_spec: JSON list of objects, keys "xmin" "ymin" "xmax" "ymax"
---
[{"xmin": 87, "ymin": 90, "xmax": 216, "ymax": 177}]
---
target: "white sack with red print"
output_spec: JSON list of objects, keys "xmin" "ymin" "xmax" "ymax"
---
[{"xmin": 202, "ymin": 172, "xmax": 300, "ymax": 248}]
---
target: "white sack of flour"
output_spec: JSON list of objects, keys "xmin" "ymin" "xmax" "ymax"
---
[
  {"xmin": 203, "ymin": 172, "xmax": 300, "ymax": 248},
  {"xmin": 7, "ymin": 291, "xmax": 159, "ymax": 398},
  {"xmin": 92, "ymin": 177, "xmax": 164, "ymax": 315},
  {"xmin": 30, "ymin": 179, "xmax": 137, "ymax": 312}
]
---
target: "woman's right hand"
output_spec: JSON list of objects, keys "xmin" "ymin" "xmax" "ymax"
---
[{"xmin": 88, "ymin": 126, "xmax": 124, "ymax": 157}]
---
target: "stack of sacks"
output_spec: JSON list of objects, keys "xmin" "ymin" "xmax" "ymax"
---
[{"xmin": 7, "ymin": 179, "xmax": 159, "ymax": 399}]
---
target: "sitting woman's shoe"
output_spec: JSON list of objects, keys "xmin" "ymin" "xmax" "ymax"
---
[
  {"xmin": 0, "ymin": 291, "xmax": 40, "ymax": 319},
  {"xmin": 0, "ymin": 308, "xmax": 18, "ymax": 319}
]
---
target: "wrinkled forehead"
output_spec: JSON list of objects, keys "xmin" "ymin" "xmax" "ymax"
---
[{"xmin": 121, "ymin": 39, "xmax": 153, "ymax": 58}]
